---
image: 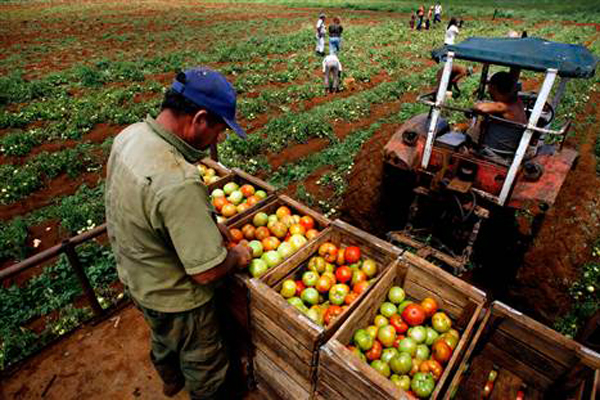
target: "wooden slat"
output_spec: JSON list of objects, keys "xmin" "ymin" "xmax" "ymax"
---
[
  {"xmin": 314, "ymin": 378, "xmax": 347, "ymax": 400},
  {"xmin": 483, "ymin": 342, "xmax": 553, "ymax": 389},
  {"xmin": 254, "ymin": 350, "xmax": 310, "ymax": 400},
  {"xmin": 200, "ymin": 157, "xmax": 231, "ymax": 177}
]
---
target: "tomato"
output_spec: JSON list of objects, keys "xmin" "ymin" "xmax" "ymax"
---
[
  {"xmin": 392, "ymin": 335, "xmax": 405, "ymax": 348},
  {"xmin": 255, "ymin": 226, "xmax": 271, "ymax": 241},
  {"xmin": 389, "ymin": 314, "xmax": 409, "ymax": 334},
  {"xmin": 270, "ymin": 222, "xmax": 288, "ymax": 239},
  {"xmin": 308, "ymin": 256, "xmax": 327, "ymax": 274},
  {"xmin": 377, "ymin": 325, "xmax": 397, "ymax": 348},
  {"xmin": 324, "ymin": 305, "xmax": 343, "ymax": 326},
  {"xmin": 344, "ymin": 246, "xmax": 361, "ymax": 264},
  {"xmin": 390, "ymin": 352, "xmax": 412, "ymax": 375},
  {"xmin": 276, "ymin": 206, "xmax": 292, "ymax": 220},
  {"xmin": 294, "ymin": 280, "xmax": 305, "ymax": 297},
  {"xmin": 299, "ymin": 215, "xmax": 315, "ymax": 231},
  {"xmin": 402, "ymin": 304, "xmax": 426, "ymax": 326},
  {"xmin": 361, "ymin": 259, "xmax": 378, "ymax": 277},
  {"xmin": 318, "ymin": 242, "xmax": 339, "ymax": 263},
  {"xmin": 302, "ymin": 271, "xmax": 319, "ymax": 287},
  {"xmin": 432, "ymin": 312, "xmax": 452, "ymax": 333},
  {"xmin": 336, "ymin": 248, "xmax": 346, "ymax": 266},
  {"xmin": 329, "ymin": 284, "xmax": 350, "ymax": 305},
  {"xmin": 229, "ymin": 228, "xmax": 243, "ymax": 243},
  {"xmin": 351, "ymin": 269, "xmax": 367, "ymax": 286},
  {"xmin": 316, "ymin": 276, "xmax": 333, "ymax": 293},
  {"xmin": 409, "ymin": 358, "xmax": 422, "ymax": 376},
  {"xmin": 241, "ymin": 224, "xmax": 256, "ymax": 240},
  {"xmin": 306, "ymin": 229, "xmax": 319, "ymax": 240},
  {"xmin": 289, "ymin": 224, "xmax": 306, "ymax": 236},
  {"xmin": 212, "ymin": 196, "xmax": 229, "ymax": 212},
  {"xmin": 221, "ymin": 203, "xmax": 237, "ymax": 217},
  {"xmin": 419, "ymin": 359, "xmax": 444, "ymax": 381},
  {"xmin": 432, "ymin": 340, "xmax": 452, "ymax": 364},
  {"xmin": 438, "ymin": 333, "xmax": 459, "ymax": 350},
  {"xmin": 246, "ymin": 195, "xmax": 259, "ymax": 207},
  {"xmin": 240, "ymin": 184, "xmax": 255, "ymax": 197},
  {"xmin": 353, "ymin": 329, "xmax": 373, "ymax": 351},
  {"xmin": 353, "ymin": 280, "xmax": 370, "ymax": 294},
  {"xmin": 322, "ymin": 271, "xmax": 336, "ymax": 285},
  {"xmin": 344, "ymin": 292, "xmax": 359, "ymax": 305},
  {"xmin": 421, "ymin": 297, "xmax": 438, "ymax": 318},
  {"xmin": 261, "ymin": 236, "xmax": 280, "ymax": 251},
  {"xmin": 365, "ymin": 340, "xmax": 382, "ymax": 361},
  {"xmin": 370, "ymin": 360, "xmax": 391, "ymax": 378},
  {"xmin": 335, "ymin": 266, "xmax": 353, "ymax": 284},
  {"xmin": 411, "ymin": 372, "xmax": 435, "ymax": 398},
  {"xmin": 236, "ymin": 203, "xmax": 251, "ymax": 214}
]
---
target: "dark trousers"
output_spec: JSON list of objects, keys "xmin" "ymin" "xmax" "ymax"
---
[
  {"xmin": 135, "ymin": 299, "xmax": 229, "ymax": 400},
  {"xmin": 417, "ymin": 16, "xmax": 424, "ymax": 30},
  {"xmin": 434, "ymin": 13, "xmax": 441, "ymax": 23}
]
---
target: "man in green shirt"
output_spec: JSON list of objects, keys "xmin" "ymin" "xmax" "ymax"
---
[{"xmin": 105, "ymin": 67, "xmax": 252, "ymax": 399}]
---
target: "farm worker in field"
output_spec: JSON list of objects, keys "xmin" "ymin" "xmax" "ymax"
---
[
  {"xmin": 468, "ymin": 71, "xmax": 527, "ymax": 161},
  {"xmin": 425, "ymin": 6, "xmax": 433, "ymax": 30},
  {"xmin": 323, "ymin": 53, "xmax": 343, "ymax": 93},
  {"xmin": 436, "ymin": 64, "xmax": 473, "ymax": 97},
  {"xmin": 416, "ymin": 5, "xmax": 425, "ymax": 30},
  {"xmin": 433, "ymin": 2, "xmax": 442, "ymax": 24},
  {"xmin": 105, "ymin": 67, "xmax": 252, "ymax": 399},
  {"xmin": 316, "ymin": 13, "xmax": 326, "ymax": 56},
  {"xmin": 410, "ymin": 12, "xmax": 416, "ymax": 30},
  {"xmin": 328, "ymin": 16, "xmax": 343, "ymax": 54},
  {"xmin": 444, "ymin": 17, "xmax": 460, "ymax": 45}
]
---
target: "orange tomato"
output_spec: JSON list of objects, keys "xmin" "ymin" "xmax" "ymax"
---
[
  {"xmin": 240, "ymin": 184, "xmax": 255, "ymax": 197},
  {"xmin": 229, "ymin": 228, "xmax": 243, "ymax": 243},
  {"xmin": 221, "ymin": 204, "xmax": 237, "ymax": 217},
  {"xmin": 432, "ymin": 340, "xmax": 453, "ymax": 364},
  {"xmin": 306, "ymin": 229, "xmax": 319, "ymax": 240},
  {"xmin": 353, "ymin": 280, "xmax": 369, "ymax": 294},
  {"xmin": 421, "ymin": 297, "xmax": 438, "ymax": 318},
  {"xmin": 241, "ymin": 224, "xmax": 255, "ymax": 240},
  {"xmin": 419, "ymin": 360, "xmax": 443, "ymax": 381},
  {"xmin": 212, "ymin": 197, "xmax": 229, "ymax": 212},
  {"xmin": 262, "ymin": 236, "xmax": 280, "ymax": 251},
  {"xmin": 336, "ymin": 248, "xmax": 346, "ymax": 266},
  {"xmin": 255, "ymin": 226, "xmax": 271, "ymax": 241},
  {"xmin": 289, "ymin": 224, "xmax": 306, "ymax": 236},
  {"xmin": 344, "ymin": 292, "xmax": 359, "ymax": 305},
  {"xmin": 324, "ymin": 305, "xmax": 343, "ymax": 326},
  {"xmin": 299, "ymin": 215, "xmax": 315, "ymax": 231},
  {"xmin": 318, "ymin": 242, "xmax": 338, "ymax": 263},
  {"xmin": 246, "ymin": 195, "xmax": 259, "ymax": 207},
  {"xmin": 316, "ymin": 276, "xmax": 333, "ymax": 293},
  {"xmin": 276, "ymin": 206, "xmax": 292, "ymax": 220},
  {"xmin": 236, "ymin": 203, "xmax": 251, "ymax": 214}
]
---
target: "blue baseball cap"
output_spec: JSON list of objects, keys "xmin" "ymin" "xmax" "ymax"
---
[{"xmin": 171, "ymin": 67, "xmax": 246, "ymax": 139}]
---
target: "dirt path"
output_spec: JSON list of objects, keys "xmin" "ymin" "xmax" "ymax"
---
[{"xmin": 0, "ymin": 304, "xmax": 260, "ymax": 400}]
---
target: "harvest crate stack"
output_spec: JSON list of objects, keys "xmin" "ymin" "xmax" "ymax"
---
[
  {"xmin": 249, "ymin": 220, "xmax": 403, "ymax": 399},
  {"xmin": 445, "ymin": 301, "xmax": 600, "ymax": 400},
  {"xmin": 315, "ymin": 252, "xmax": 487, "ymax": 399}
]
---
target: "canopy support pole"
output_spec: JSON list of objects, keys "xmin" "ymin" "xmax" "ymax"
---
[
  {"xmin": 422, "ymin": 52, "xmax": 454, "ymax": 169},
  {"xmin": 499, "ymin": 68, "xmax": 557, "ymax": 205},
  {"xmin": 551, "ymin": 77, "xmax": 570, "ymax": 117}
]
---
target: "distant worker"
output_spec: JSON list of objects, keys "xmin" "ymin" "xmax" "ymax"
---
[
  {"xmin": 436, "ymin": 64, "xmax": 474, "ymax": 97},
  {"xmin": 444, "ymin": 17, "xmax": 460, "ymax": 45},
  {"xmin": 433, "ymin": 2, "xmax": 442, "ymax": 24},
  {"xmin": 426, "ymin": 6, "xmax": 433, "ymax": 30},
  {"xmin": 323, "ymin": 53, "xmax": 343, "ymax": 93},
  {"xmin": 316, "ymin": 13, "xmax": 326, "ymax": 56},
  {"xmin": 105, "ymin": 67, "xmax": 252, "ymax": 399},
  {"xmin": 470, "ymin": 71, "xmax": 527, "ymax": 161},
  {"xmin": 416, "ymin": 5, "xmax": 425, "ymax": 30},
  {"xmin": 409, "ymin": 12, "xmax": 416, "ymax": 30},
  {"xmin": 329, "ymin": 16, "xmax": 344, "ymax": 54}
]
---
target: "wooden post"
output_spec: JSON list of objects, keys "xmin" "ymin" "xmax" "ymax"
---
[{"xmin": 63, "ymin": 240, "xmax": 104, "ymax": 317}]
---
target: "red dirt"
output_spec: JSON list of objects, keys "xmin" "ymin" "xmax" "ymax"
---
[
  {"xmin": 269, "ymin": 138, "xmax": 329, "ymax": 170},
  {"xmin": 513, "ymin": 88, "xmax": 600, "ymax": 322},
  {"xmin": 284, "ymin": 165, "xmax": 334, "ymax": 202}
]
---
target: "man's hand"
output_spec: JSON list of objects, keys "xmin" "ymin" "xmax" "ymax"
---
[
  {"xmin": 217, "ymin": 223, "xmax": 232, "ymax": 245},
  {"xmin": 232, "ymin": 243, "xmax": 252, "ymax": 269}
]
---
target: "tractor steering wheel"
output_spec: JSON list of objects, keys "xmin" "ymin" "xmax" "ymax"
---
[{"xmin": 519, "ymin": 92, "xmax": 555, "ymax": 127}]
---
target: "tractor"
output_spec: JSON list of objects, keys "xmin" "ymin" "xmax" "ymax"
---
[{"xmin": 381, "ymin": 36, "xmax": 598, "ymax": 275}]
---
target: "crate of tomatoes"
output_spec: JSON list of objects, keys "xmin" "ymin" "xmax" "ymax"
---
[
  {"xmin": 445, "ymin": 301, "xmax": 600, "ymax": 400},
  {"xmin": 220, "ymin": 194, "xmax": 330, "ymax": 332},
  {"xmin": 208, "ymin": 168, "xmax": 277, "ymax": 225},
  {"xmin": 196, "ymin": 157, "xmax": 231, "ymax": 186},
  {"xmin": 316, "ymin": 252, "xmax": 486, "ymax": 400},
  {"xmin": 248, "ymin": 219, "xmax": 402, "ymax": 400}
]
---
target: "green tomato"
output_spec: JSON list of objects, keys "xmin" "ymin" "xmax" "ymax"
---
[
  {"xmin": 415, "ymin": 344, "xmax": 430, "ymax": 360},
  {"xmin": 425, "ymin": 327, "xmax": 440, "ymax": 346},
  {"xmin": 370, "ymin": 360, "xmax": 391, "ymax": 378},
  {"xmin": 390, "ymin": 352, "xmax": 413, "ymax": 375},
  {"xmin": 353, "ymin": 329, "xmax": 374, "ymax": 352},
  {"xmin": 380, "ymin": 302, "xmax": 398, "ymax": 318},
  {"xmin": 411, "ymin": 372, "xmax": 435, "ymax": 398},
  {"xmin": 381, "ymin": 348, "xmax": 399, "ymax": 364},
  {"xmin": 388, "ymin": 286, "xmax": 406, "ymax": 304},
  {"xmin": 398, "ymin": 337, "xmax": 417, "ymax": 356},
  {"xmin": 377, "ymin": 325, "xmax": 397, "ymax": 348}
]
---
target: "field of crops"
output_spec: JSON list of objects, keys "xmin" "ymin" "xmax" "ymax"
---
[{"xmin": 1, "ymin": 0, "xmax": 600, "ymax": 371}]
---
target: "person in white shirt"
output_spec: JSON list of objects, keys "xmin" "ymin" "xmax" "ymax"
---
[
  {"xmin": 315, "ymin": 13, "xmax": 326, "ymax": 56},
  {"xmin": 445, "ymin": 17, "xmax": 459, "ymax": 45},
  {"xmin": 322, "ymin": 54, "xmax": 342, "ymax": 93},
  {"xmin": 434, "ymin": 3, "xmax": 442, "ymax": 24}
]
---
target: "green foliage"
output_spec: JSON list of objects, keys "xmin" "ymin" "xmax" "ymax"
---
[
  {"xmin": 57, "ymin": 183, "xmax": 106, "ymax": 234},
  {"xmin": 0, "ymin": 217, "xmax": 29, "ymax": 260}
]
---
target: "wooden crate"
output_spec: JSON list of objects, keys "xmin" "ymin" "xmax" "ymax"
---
[
  {"xmin": 254, "ymin": 348, "xmax": 312, "ymax": 400},
  {"xmin": 317, "ymin": 251, "xmax": 487, "ymax": 399},
  {"xmin": 445, "ymin": 301, "xmax": 600, "ymax": 400},
  {"xmin": 207, "ymin": 168, "xmax": 277, "ymax": 226},
  {"xmin": 199, "ymin": 156, "xmax": 231, "ymax": 179},
  {"xmin": 249, "ymin": 220, "xmax": 403, "ymax": 398},
  {"xmin": 221, "ymin": 194, "xmax": 331, "ymax": 332}
]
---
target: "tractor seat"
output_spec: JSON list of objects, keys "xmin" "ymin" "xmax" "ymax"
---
[{"xmin": 435, "ymin": 131, "xmax": 468, "ymax": 150}]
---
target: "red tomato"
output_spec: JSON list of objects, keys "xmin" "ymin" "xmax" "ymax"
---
[
  {"xmin": 344, "ymin": 292, "xmax": 359, "ymax": 305},
  {"xmin": 229, "ymin": 228, "xmax": 243, "ymax": 243},
  {"xmin": 365, "ymin": 340, "xmax": 382, "ymax": 361},
  {"xmin": 344, "ymin": 246, "xmax": 361, "ymax": 264},
  {"xmin": 402, "ymin": 304, "xmax": 426, "ymax": 326},
  {"xmin": 240, "ymin": 184, "xmax": 255, "ymax": 198},
  {"xmin": 318, "ymin": 242, "xmax": 339, "ymax": 263},
  {"xmin": 262, "ymin": 237, "xmax": 280, "ymax": 251},
  {"xmin": 432, "ymin": 340, "xmax": 452, "ymax": 364},
  {"xmin": 299, "ymin": 216, "xmax": 315, "ymax": 231},
  {"xmin": 353, "ymin": 280, "xmax": 370, "ymax": 294},
  {"xmin": 335, "ymin": 266, "xmax": 353, "ymax": 284},
  {"xmin": 316, "ymin": 276, "xmax": 333, "ymax": 293},
  {"xmin": 389, "ymin": 314, "xmax": 409, "ymax": 334},
  {"xmin": 421, "ymin": 297, "xmax": 438, "ymax": 318},
  {"xmin": 212, "ymin": 197, "xmax": 229, "ymax": 212},
  {"xmin": 324, "ymin": 305, "xmax": 343, "ymax": 326},
  {"xmin": 295, "ymin": 280, "xmax": 306, "ymax": 297},
  {"xmin": 246, "ymin": 195, "xmax": 259, "ymax": 207}
]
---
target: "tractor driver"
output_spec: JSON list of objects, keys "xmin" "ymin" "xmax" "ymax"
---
[{"xmin": 468, "ymin": 71, "xmax": 527, "ymax": 163}]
